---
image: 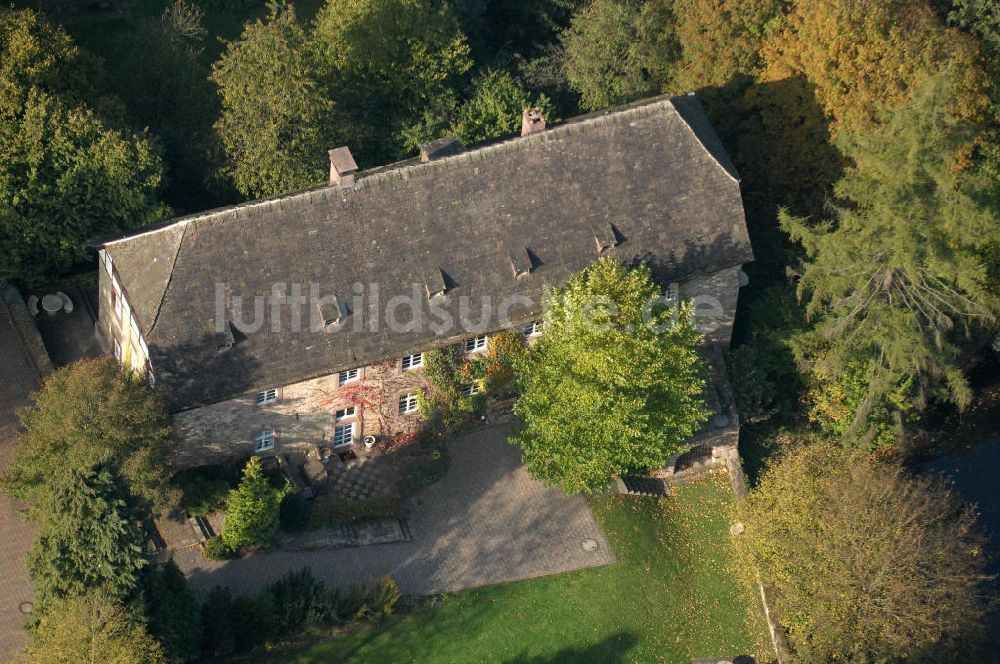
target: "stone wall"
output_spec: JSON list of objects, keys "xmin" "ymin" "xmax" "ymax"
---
[
  {"xmin": 169, "ymin": 265, "xmax": 743, "ymax": 468},
  {"xmin": 678, "ymin": 265, "xmax": 742, "ymax": 347},
  {"xmin": 172, "ymin": 359, "xmax": 427, "ymax": 467}
]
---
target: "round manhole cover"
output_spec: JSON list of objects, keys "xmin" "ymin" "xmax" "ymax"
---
[
  {"xmin": 18, "ymin": 601, "xmax": 33, "ymax": 615},
  {"xmin": 581, "ymin": 538, "xmax": 599, "ymax": 552}
]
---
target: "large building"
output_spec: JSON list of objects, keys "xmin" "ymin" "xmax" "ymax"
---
[{"xmin": 92, "ymin": 94, "xmax": 753, "ymax": 467}]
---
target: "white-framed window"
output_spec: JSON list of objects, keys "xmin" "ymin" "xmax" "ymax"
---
[
  {"xmin": 465, "ymin": 335, "xmax": 487, "ymax": 353},
  {"xmin": 523, "ymin": 320, "xmax": 543, "ymax": 336},
  {"xmin": 255, "ymin": 389, "xmax": 277, "ymax": 406},
  {"xmin": 333, "ymin": 422, "xmax": 354, "ymax": 448},
  {"xmin": 398, "ymin": 392, "xmax": 420, "ymax": 415},
  {"xmin": 339, "ymin": 368, "xmax": 359, "ymax": 385},
  {"xmin": 254, "ymin": 427, "xmax": 275, "ymax": 452},
  {"xmin": 335, "ymin": 406, "xmax": 356, "ymax": 421},
  {"xmin": 464, "ymin": 381, "xmax": 480, "ymax": 396},
  {"xmin": 401, "ymin": 353, "xmax": 423, "ymax": 370},
  {"xmin": 112, "ymin": 277, "xmax": 123, "ymax": 321}
]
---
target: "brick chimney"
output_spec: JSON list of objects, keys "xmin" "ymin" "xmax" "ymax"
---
[
  {"xmin": 328, "ymin": 147, "xmax": 358, "ymax": 189},
  {"xmin": 521, "ymin": 107, "xmax": 545, "ymax": 136}
]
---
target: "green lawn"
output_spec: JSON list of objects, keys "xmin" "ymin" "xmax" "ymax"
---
[{"xmin": 274, "ymin": 474, "xmax": 771, "ymax": 663}]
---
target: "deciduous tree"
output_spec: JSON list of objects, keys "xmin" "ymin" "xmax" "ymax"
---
[
  {"xmin": 511, "ymin": 258, "xmax": 709, "ymax": 493},
  {"xmin": 311, "ymin": 0, "xmax": 472, "ymax": 162},
  {"xmin": 451, "ymin": 69, "xmax": 555, "ymax": 143},
  {"xmin": 669, "ymin": 0, "xmax": 786, "ymax": 90},
  {"xmin": 759, "ymin": 0, "xmax": 991, "ymax": 136},
  {"xmin": 738, "ymin": 442, "xmax": 993, "ymax": 661},
  {"xmin": 0, "ymin": 9, "xmax": 168, "ymax": 284},
  {"xmin": 26, "ymin": 590, "xmax": 166, "ymax": 664},
  {"xmin": 561, "ymin": 0, "xmax": 676, "ymax": 111},
  {"xmin": 1, "ymin": 357, "xmax": 174, "ymax": 510},
  {"xmin": 211, "ymin": 1, "xmax": 333, "ymax": 198}
]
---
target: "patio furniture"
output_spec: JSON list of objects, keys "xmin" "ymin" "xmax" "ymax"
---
[
  {"xmin": 40, "ymin": 293, "xmax": 62, "ymax": 314},
  {"xmin": 26, "ymin": 295, "xmax": 39, "ymax": 316},
  {"xmin": 57, "ymin": 291, "xmax": 74, "ymax": 313}
]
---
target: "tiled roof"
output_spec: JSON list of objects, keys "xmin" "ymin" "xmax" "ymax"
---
[{"xmin": 96, "ymin": 94, "xmax": 752, "ymax": 410}]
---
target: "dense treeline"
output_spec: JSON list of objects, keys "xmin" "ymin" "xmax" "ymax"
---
[
  {"xmin": 1, "ymin": 0, "xmax": 996, "ymax": 453},
  {"xmin": 1, "ymin": 1, "xmax": 999, "ymax": 657}
]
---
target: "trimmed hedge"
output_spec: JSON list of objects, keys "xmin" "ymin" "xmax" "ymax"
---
[{"xmin": 307, "ymin": 495, "xmax": 405, "ymax": 529}]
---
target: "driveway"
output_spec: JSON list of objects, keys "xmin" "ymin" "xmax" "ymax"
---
[
  {"xmin": 175, "ymin": 425, "xmax": 615, "ymax": 596},
  {"xmin": 0, "ymin": 286, "xmax": 46, "ymax": 661}
]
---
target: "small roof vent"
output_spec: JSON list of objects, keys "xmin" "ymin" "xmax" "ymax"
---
[
  {"xmin": 593, "ymin": 223, "xmax": 619, "ymax": 253},
  {"xmin": 329, "ymin": 147, "xmax": 358, "ymax": 189},
  {"xmin": 419, "ymin": 136, "xmax": 465, "ymax": 162},
  {"xmin": 425, "ymin": 268, "xmax": 449, "ymax": 300},
  {"xmin": 318, "ymin": 296, "xmax": 349, "ymax": 330},
  {"xmin": 509, "ymin": 248, "xmax": 534, "ymax": 278}
]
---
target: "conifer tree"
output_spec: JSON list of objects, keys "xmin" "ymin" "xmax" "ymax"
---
[
  {"xmin": 221, "ymin": 456, "xmax": 281, "ymax": 550},
  {"xmin": 781, "ymin": 75, "xmax": 1000, "ymax": 445},
  {"xmin": 28, "ymin": 459, "xmax": 148, "ymax": 611}
]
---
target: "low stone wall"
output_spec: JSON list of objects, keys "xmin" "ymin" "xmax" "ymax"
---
[{"xmin": 1, "ymin": 284, "xmax": 53, "ymax": 377}]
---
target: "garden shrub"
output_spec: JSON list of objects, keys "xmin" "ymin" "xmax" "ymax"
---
[
  {"xmin": 729, "ymin": 343, "xmax": 778, "ymax": 425},
  {"xmin": 345, "ymin": 576, "xmax": 401, "ymax": 621},
  {"xmin": 230, "ymin": 590, "xmax": 278, "ymax": 652},
  {"xmin": 267, "ymin": 567, "xmax": 338, "ymax": 634},
  {"xmin": 202, "ymin": 536, "xmax": 237, "ymax": 560},
  {"xmin": 200, "ymin": 586, "xmax": 236, "ymax": 659},
  {"xmin": 143, "ymin": 558, "xmax": 202, "ymax": 662},
  {"xmin": 221, "ymin": 456, "xmax": 282, "ymax": 550},
  {"xmin": 171, "ymin": 460, "xmax": 247, "ymax": 516},
  {"xmin": 279, "ymin": 491, "xmax": 310, "ymax": 532},
  {"xmin": 307, "ymin": 495, "xmax": 404, "ymax": 529}
]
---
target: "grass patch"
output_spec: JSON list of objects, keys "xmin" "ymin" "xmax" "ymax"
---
[{"xmin": 272, "ymin": 473, "xmax": 771, "ymax": 663}]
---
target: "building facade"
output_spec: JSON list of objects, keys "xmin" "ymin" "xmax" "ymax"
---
[{"xmin": 93, "ymin": 94, "xmax": 753, "ymax": 468}]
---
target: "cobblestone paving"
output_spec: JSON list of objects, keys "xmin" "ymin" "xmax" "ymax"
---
[
  {"xmin": 0, "ymin": 297, "xmax": 41, "ymax": 661},
  {"xmin": 328, "ymin": 454, "xmax": 399, "ymax": 500},
  {"xmin": 175, "ymin": 425, "xmax": 615, "ymax": 596}
]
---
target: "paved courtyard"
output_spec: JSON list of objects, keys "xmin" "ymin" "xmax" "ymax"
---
[{"xmin": 175, "ymin": 425, "xmax": 615, "ymax": 596}]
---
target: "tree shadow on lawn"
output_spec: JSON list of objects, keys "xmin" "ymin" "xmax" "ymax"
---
[{"xmin": 503, "ymin": 632, "xmax": 640, "ymax": 663}]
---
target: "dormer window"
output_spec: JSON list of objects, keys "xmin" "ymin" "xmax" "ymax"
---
[
  {"xmin": 319, "ymin": 296, "xmax": 349, "ymax": 331},
  {"xmin": 425, "ymin": 268, "xmax": 448, "ymax": 300},
  {"xmin": 509, "ymin": 248, "xmax": 533, "ymax": 279},
  {"xmin": 339, "ymin": 368, "xmax": 359, "ymax": 385},
  {"xmin": 593, "ymin": 222, "xmax": 619, "ymax": 253},
  {"xmin": 215, "ymin": 321, "xmax": 236, "ymax": 352},
  {"xmin": 465, "ymin": 335, "xmax": 487, "ymax": 353},
  {"xmin": 401, "ymin": 353, "xmax": 423, "ymax": 370},
  {"xmin": 255, "ymin": 389, "xmax": 277, "ymax": 406}
]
